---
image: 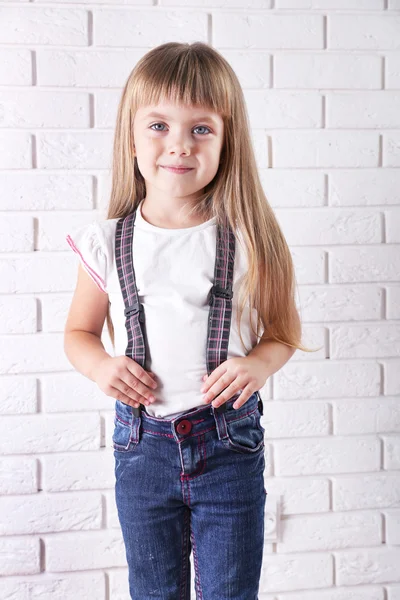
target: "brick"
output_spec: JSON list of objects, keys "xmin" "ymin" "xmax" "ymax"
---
[
  {"xmin": 274, "ymin": 361, "xmax": 380, "ymax": 400},
  {"xmin": 261, "ymin": 169, "xmax": 325, "ymax": 207},
  {"xmin": 386, "ymin": 359, "xmax": 400, "ymax": 395},
  {"xmin": 0, "ymin": 572, "xmax": 106, "ymax": 600},
  {"xmin": 0, "ymin": 132, "xmax": 31, "ymax": 168},
  {"xmin": 333, "ymin": 473, "xmax": 400, "ymax": 510},
  {"xmin": 275, "ymin": 53, "xmax": 382, "ymax": 89},
  {"xmin": 0, "ymin": 297, "xmax": 37, "ymax": 334},
  {"xmin": 275, "ymin": 436, "xmax": 380, "ymax": 475},
  {"xmin": 388, "ymin": 286, "xmax": 400, "ymax": 319},
  {"xmin": 385, "ymin": 509, "xmax": 400, "ymax": 545},
  {"xmin": 0, "ymin": 537, "xmax": 39, "ymax": 576},
  {"xmin": 93, "ymin": 89, "xmax": 120, "ymax": 128},
  {"xmin": 0, "ymin": 7, "xmax": 87, "ymax": 45},
  {"xmin": 330, "ymin": 246, "xmax": 400, "ymax": 283},
  {"xmin": 336, "ymin": 548, "xmax": 400, "ymax": 585},
  {"xmin": 43, "ymin": 450, "xmax": 114, "ymax": 491},
  {"xmin": 383, "ymin": 132, "xmax": 400, "ymax": 167},
  {"xmin": 0, "ymin": 255, "xmax": 84, "ymax": 294},
  {"xmin": 0, "ymin": 173, "xmax": 94, "ymax": 211},
  {"xmin": 0, "ymin": 457, "xmax": 37, "ymax": 495},
  {"xmin": 0, "ymin": 91, "xmax": 89, "ymax": 128},
  {"xmin": 37, "ymin": 48, "xmax": 144, "ymax": 87},
  {"xmin": 277, "ymin": 208, "xmax": 381, "ymax": 245},
  {"xmin": 0, "ymin": 377, "xmax": 37, "ymax": 415},
  {"xmin": 383, "ymin": 434, "xmax": 400, "ymax": 470},
  {"xmin": 46, "ymin": 530, "xmax": 126, "ymax": 571},
  {"xmin": 331, "ymin": 324, "xmax": 400, "ymax": 358},
  {"xmin": 329, "ymin": 15, "xmax": 400, "ymax": 50},
  {"xmin": 0, "ymin": 334, "xmax": 70, "ymax": 374},
  {"xmin": 41, "ymin": 373, "xmax": 112, "ymax": 413},
  {"xmin": 273, "ymin": 131, "xmax": 379, "ymax": 168},
  {"xmin": 386, "ymin": 54, "xmax": 400, "ymax": 89},
  {"xmin": 327, "ymin": 92, "xmax": 400, "ymax": 128},
  {"xmin": 263, "ymin": 401, "xmax": 329, "ymax": 438},
  {"xmin": 291, "ymin": 248, "xmax": 326, "ymax": 284},
  {"xmin": 276, "ymin": 585, "xmax": 385, "ymax": 600},
  {"xmin": 214, "ymin": 13, "xmax": 324, "ymax": 49},
  {"xmin": 218, "ymin": 50, "xmax": 271, "ymax": 89},
  {"xmin": 41, "ymin": 295, "xmax": 72, "ymax": 332},
  {"xmin": 37, "ymin": 132, "xmax": 113, "ymax": 169},
  {"xmin": 276, "ymin": 511, "xmax": 381, "ymax": 553},
  {"xmin": 333, "ymin": 397, "xmax": 400, "ymax": 434},
  {"xmin": 330, "ymin": 169, "xmax": 400, "ymax": 206},
  {"xmin": 299, "ymin": 285, "xmax": 382, "ymax": 322},
  {"xmin": 262, "ymin": 477, "xmax": 330, "ymax": 515},
  {"xmin": 386, "ymin": 209, "xmax": 400, "ymax": 243},
  {"xmin": 94, "ymin": 9, "xmax": 207, "ymax": 47},
  {"xmin": 0, "ymin": 413, "xmax": 101, "ymax": 455},
  {"xmin": 0, "ymin": 216, "xmax": 33, "ymax": 252},
  {"xmin": 38, "ymin": 211, "xmax": 101, "ymax": 251},
  {"xmin": 0, "ymin": 492, "xmax": 102, "ymax": 535},
  {"xmin": 245, "ymin": 90, "xmax": 322, "ymax": 128},
  {"xmin": 0, "ymin": 48, "xmax": 31, "ymax": 85},
  {"xmin": 277, "ymin": 0, "xmax": 384, "ymax": 6},
  {"xmin": 259, "ymin": 553, "xmax": 333, "ymax": 593}
]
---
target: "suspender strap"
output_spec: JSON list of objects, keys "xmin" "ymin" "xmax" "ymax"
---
[
  {"xmin": 115, "ymin": 211, "xmax": 146, "ymax": 371},
  {"xmin": 206, "ymin": 221, "xmax": 236, "ymax": 377}
]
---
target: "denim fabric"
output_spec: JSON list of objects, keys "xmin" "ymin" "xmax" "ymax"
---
[{"xmin": 113, "ymin": 391, "xmax": 267, "ymax": 599}]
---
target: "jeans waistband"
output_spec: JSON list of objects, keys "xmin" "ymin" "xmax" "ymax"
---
[{"xmin": 114, "ymin": 391, "xmax": 263, "ymax": 440}]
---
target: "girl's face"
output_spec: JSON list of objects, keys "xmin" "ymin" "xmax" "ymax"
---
[{"xmin": 133, "ymin": 101, "xmax": 224, "ymax": 204}]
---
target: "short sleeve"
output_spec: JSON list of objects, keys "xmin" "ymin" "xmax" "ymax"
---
[{"xmin": 66, "ymin": 221, "xmax": 109, "ymax": 293}]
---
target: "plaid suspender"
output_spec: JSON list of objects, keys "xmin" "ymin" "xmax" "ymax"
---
[
  {"xmin": 115, "ymin": 211, "xmax": 147, "ymax": 370},
  {"xmin": 115, "ymin": 209, "xmax": 236, "ymax": 414}
]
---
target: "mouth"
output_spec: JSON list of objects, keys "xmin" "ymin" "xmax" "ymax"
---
[{"xmin": 161, "ymin": 166, "xmax": 194, "ymax": 174}]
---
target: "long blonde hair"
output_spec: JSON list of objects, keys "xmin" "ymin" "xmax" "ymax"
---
[{"xmin": 106, "ymin": 41, "xmax": 318, "ymax": 355}]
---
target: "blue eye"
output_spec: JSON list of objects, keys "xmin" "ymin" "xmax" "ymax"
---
[{"xmin": 149, "ymin": 123, "xmax": 211, "ymax": 135}]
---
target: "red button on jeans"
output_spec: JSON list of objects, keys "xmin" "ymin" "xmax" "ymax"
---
[{"xmin": 176, "ymin": 419, "xmax": 192, "ymax": 435}]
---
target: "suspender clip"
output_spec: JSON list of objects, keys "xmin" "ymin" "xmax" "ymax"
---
[
  {"xmin": 124, "ymin": 302, "xmax": 145, "ymax": 323},
  {"xmin": 209, "ymin": 284, "xmax": 233, "ymax": 305}
]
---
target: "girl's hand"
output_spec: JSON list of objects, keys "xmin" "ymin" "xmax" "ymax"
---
[
  {"xmin": 200, "ymin": 356, "xmax": 270, "ymax": 410},
  {"xmin": 93, "ymin": 355, "xmax": 158, "ymax": 409}
]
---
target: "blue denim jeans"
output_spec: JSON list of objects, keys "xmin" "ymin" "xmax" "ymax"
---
[{"xmin": 113, "ymin": 391, "xmax": 267, "ymax": 599}]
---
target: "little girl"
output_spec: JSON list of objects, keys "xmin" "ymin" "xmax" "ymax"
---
[{"xmin": 64, "ymin": 41, "xmax": 309, "ymax": 600}]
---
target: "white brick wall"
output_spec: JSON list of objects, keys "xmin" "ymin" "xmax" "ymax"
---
[{"xmin": 0, "ymin": 1, "xmax": 399, "ymax": 598}]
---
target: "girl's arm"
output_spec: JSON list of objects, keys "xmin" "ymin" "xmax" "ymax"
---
[
  {"xmin": 64, "ymin": 262, "xmax": 111, "ymax": 381},
  {"xmin": 247, "ymin": 303, "xmax": 301, "ymax": 376}
]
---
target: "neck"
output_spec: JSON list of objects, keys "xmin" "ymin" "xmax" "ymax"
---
[{"xmin": 140, "ymin": 196, "xmax": 208, "ymax": 229}]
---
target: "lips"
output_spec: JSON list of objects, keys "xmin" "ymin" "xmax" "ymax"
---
[{"xmin": 161, "ymin": 166, "xmax": 194, "ymax": 173}]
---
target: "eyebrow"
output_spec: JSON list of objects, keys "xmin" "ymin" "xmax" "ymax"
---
[{"xmin": 143, "ymin": 111, "xmax": 219, "ymax": 124}]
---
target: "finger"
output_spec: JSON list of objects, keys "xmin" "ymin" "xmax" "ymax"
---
[
  {"xmin": 109, "ymin": 386, "xmax": 141, "ymax": 408},
  {"xmin": 204, "ymin": 376, "xmax": 235, "ymax": 404},
  {"xmin": 127, "ymin": 361, "xmax": 158, "ymax": 390},
  {"xmin": 119, "ymin": 375, "xmax": 157, "ymax": 405},
  {"xmin": 201, "ymin": 366, "xmax": 225, "ymax": 393},
  {"xmin": 210, "ymin": 381, "xmax": 242, "ymax": 407},
  {"xmin": 231, "ymin": 385, "xmax": 255, "ymax": 409}
]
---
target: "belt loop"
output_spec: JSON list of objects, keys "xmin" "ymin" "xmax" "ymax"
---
[
  {"xmin": 211, "ymin": 405, "xmax": 229, "ymax": 441},
  {"xmin": 130, "ymin": 405, "xmax": 142, "ymax": 443}
]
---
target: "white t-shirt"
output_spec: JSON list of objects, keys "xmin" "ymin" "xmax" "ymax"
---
[{"xmin": 66, "ymin": 199, "xmax": 260, "ymax": 419}]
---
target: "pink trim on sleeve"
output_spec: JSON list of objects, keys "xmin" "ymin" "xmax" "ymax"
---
[{"xmin": 66, "ymin": 234, "xmax": 107, "ymax": 294}]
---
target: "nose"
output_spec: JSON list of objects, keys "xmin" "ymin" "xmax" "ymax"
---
[{"xmin": 167, "ymin": 130, "xmax": 192, "ymax": 156}]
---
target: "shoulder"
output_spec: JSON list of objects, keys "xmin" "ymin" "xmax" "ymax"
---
[{"xmin": 65, "ymin": 217, "xmax": 120, "ymax": 293}]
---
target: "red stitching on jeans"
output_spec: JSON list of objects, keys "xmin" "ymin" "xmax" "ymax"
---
[
  {"xmin": 227, "ymin": 405, "xmax": 258, "ymax": 424},
  {"xmin": 180, "ymin": 508, "xmax": 190, "ymax": 600}
]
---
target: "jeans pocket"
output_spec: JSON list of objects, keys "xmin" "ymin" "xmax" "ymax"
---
[
  {"xmin": 223, "ymin": 406, "xmax": 265, "ymax": 455},
  {"xmin": 112, "ymin": 414, "xmax": 138, "ymax": 453}
]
